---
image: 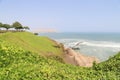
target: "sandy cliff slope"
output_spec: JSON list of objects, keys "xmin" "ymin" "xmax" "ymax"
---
[{"xmin": 64, "ymin": 48, "xmax": 99, "ymax": 67}]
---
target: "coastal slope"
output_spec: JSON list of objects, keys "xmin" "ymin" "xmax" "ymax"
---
[
  {"xmin": 0, "ymin": 32, "xmax": 64, "ymax": 56},
  {"xmin": 0, "ymin": 32, "xmax": 119, "ymax": 79},
  {"xmin": 0, "ymin": 32, "xmax": 98, "ymax": 67}
]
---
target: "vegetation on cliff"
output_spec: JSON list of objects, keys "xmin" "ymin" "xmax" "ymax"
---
[
  {"xmin": 0, "ymin": 32, "xmax": 64, "ymax": 56},
  {"xmin": 0, "ymin": 32, "xmax": 119, "ymax": 80}
]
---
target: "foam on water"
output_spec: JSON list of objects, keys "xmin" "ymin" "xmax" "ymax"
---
[
  {"xmin": 79, "ymin": 41, "xmax": 120, "ymax": 48},
  {"xmin": 56, "ymin": 39, "xmax": 120, "ymax": 61},
  {"xmin": 57, "ymin": 39, "xmax": 120, "ymax": 48}
]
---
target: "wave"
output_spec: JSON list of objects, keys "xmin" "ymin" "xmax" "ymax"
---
[
  {"xmin": 79, "ymin": 41, "xmax": 120, "ymax": 48},
  {"xmin": 56, "ymin": 39, "xmax": 120, "ymax": 48}
]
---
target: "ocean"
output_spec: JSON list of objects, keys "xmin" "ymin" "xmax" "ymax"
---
[{"xmin": 39, "ymin": 32, "xmax": 120, "ymax": 61}]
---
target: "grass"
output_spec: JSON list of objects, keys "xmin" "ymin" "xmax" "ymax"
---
[{"xmin": 0, "ymin": 32, "xmax": 64, "ymax": 56}]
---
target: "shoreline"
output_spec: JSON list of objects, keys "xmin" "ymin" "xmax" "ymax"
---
[{"xmin": 55, "ymin": 41, "xmax": 99, "ymax": 67}]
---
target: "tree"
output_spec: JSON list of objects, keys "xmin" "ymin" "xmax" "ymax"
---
[
  {"xmin": 0, "ymin": 22, "xmax": 2, "ymax": 27},
  {"xmin": 12, "ymin": 21, "xmax": 23, "ymax": 30},
  {"xmin": 3, "ymin": 24, "xmax": 11, "ymax": 30},
  {"xmin": 0, "ymin": 22, "xmax": 3, "ymax": 29},
  {"xmin": 23, "ymin": 26, "xmax": 30, "ymax": 30}
]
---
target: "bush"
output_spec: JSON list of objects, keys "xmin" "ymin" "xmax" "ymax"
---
[{"xmin": 34, "ymin": 33, "xmax": 39, "ymax": 35}]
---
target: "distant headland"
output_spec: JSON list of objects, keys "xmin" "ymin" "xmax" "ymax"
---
[{"xmin": 32, "ymin": 28, "xmax": 57, "ymax": 33}]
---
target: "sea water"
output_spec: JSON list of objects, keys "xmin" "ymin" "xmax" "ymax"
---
[{"xmin": 39, "ymin": 32, "xmax": 120, "ymax": 61}]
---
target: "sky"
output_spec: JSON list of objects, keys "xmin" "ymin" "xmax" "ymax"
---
[{"xmin": 0, "ymin": 0, "xmax": 120, "ymax": 32}]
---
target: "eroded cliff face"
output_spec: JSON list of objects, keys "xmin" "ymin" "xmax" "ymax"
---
[
  {"xmin": 63, "ymin": 48, "xmax": 99, "ymax": 67},
  {"xmin": 52, "ymin": 41, "xmax": 99, "ymax": 67}
]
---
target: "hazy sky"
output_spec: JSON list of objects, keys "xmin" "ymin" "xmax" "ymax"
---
[{"xmin": 0, "ymin": 0, "xmax": 120, "ymax": 32}]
